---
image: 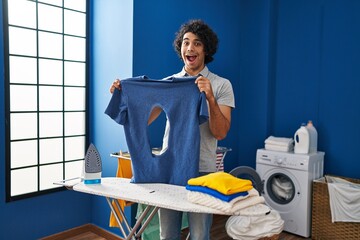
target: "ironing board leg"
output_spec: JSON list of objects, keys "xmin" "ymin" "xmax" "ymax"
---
[
  {"xmin": 123, "ymin": 205, "xmax": 159, "ymax": 240},
  {"xmin": 106, "ymin": 198, "xmax": 160, "ymax": 240},
  {"xmin": 125, "ymin": 204, "xmax": 153, "ymax": 239},
  {"xmin": 135, "ymin": 205, "xmax": 159, "ymax": 237},
  {"xmin": 106, "ymin": 197, "xmax": 131, "ymax": 239},
  {"xmin": 114, "ymin": 199, "xmax": 133, "ymax": 234}
]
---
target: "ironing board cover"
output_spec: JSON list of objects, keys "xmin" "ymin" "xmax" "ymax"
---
[{"xmin": 73, "ymin": 177, "xmax": 231, "ymax": 215}]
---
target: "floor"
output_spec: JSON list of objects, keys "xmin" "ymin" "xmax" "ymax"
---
[
  {"xmin": 64, "ymin": 232, "xmax": 107, "ymax": 240},
  {"xmin": 63, "ymin": 214, "xmax": 310, "ymax": 240}
]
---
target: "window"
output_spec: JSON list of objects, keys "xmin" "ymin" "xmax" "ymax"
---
[{"xmin": 4, "ymin": 0, "xmax": 88, "ymax": 201}]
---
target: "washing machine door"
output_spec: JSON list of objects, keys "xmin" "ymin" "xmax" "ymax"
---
[
  {"xmin": 262, "ymin": 168, "xmax": 301, "ymax": 212},
  {"xmin": 229, "ymin": 166, "xmax": 263, "ymax": 194},
  {"xmin": 267, "ymin": 172, "xmax": 295, "ymax": 204}
]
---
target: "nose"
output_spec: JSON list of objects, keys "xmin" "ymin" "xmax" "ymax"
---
[{"xmin": 186, "ymin": 42, "xmax": 195, "ymax": 52}]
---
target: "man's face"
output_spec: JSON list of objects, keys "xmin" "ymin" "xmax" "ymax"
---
[{"xmin": 181, "ymin": 32, "xmax": 206, "ymax": 75}]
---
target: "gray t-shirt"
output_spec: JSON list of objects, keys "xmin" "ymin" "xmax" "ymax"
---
[{"xmin": 162, "ymin": 66, "xmax": 235, "ymax": 173}]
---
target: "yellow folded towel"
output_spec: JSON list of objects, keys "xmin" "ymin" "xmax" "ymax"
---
[
  {"xmin": 109, "ymin": 156, "xmax": 133, "ymax": 227},
  {"xmin": 187, "ymin": 172, "xmax": 253, "ymax": 195}
]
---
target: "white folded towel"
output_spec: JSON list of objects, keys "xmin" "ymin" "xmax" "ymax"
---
[
  {"xmin": 265, "ymin": 143, "xmax": 294, "ymax": 153},
  {"xmin": 187, "ymin": 188, "xmax": 265, "ymax": 215},
  {"xmin": 265, "ymin": 136, "xmax": 294, "ymax": 147}
]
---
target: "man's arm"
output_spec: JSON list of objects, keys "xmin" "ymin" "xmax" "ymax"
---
[
  {"xmin": 195, "ymin": 75, "xmax": 232, "ymax": 140},
  {"xmin": 208, "ymin": 98, "xmax": 231, "ymax": 140}
]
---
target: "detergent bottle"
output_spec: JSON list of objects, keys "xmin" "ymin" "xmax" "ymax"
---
[
  {"xmin": 294, "ymin": 124, "xmax": 310, "ymax": 154},
  {"xmin": 306, "ymin": 120, "xmax": 318, "ymax": 153}
]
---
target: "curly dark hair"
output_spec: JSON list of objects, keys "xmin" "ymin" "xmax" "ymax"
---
[{"xmin": 173, "ymin": 19, "xmax": 219, "ymax": 64}]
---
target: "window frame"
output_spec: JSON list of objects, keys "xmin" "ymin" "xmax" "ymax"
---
[{"xmin": 3, "ymin": 0, "xmax": 90, "ymax": 202}]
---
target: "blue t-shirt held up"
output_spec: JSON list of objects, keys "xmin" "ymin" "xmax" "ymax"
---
[{"xmin": 105, "ymin": 76, "xmax": 209, "ymax": 186}]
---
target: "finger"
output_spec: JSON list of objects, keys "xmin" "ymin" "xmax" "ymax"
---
[
  {"xmin": 110, "ymin": 85, "xmax": 115, "ymax": 93},
  {"xmin": 115, "ymin": 79, "xmax": 122, "ymax": 88},
  {"xmin": 195, "ymin": 76, "xmax": 203, "ymax": 84},
  {"xmin": 110, "ymin": 79, "xmax": 121, "ymax": 93}
]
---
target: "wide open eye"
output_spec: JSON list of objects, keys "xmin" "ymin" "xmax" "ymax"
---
[
  {"xmin": 182, "ymin": 41, "xmax": 190, "ymax": 46},
  {"xmin": 194, "ymin": 41, "xmax": 203, "ymax": 47}
]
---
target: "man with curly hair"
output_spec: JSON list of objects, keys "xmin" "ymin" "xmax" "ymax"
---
[{"xmin": 110, "ymin": 19, "xmax": 235, "ymax": 240}]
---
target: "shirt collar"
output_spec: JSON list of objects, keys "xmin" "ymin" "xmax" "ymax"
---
[{"xmin": 181, "ymin": 66, "xmax": 209, "ymax": 77}]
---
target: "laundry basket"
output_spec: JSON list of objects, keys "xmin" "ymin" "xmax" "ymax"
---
[{"xmin": 312, "ymin": 175, "xmax": 360, "ymax": 240}]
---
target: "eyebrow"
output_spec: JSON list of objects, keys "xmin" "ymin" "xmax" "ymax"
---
[{"xmin": 182, "ymin": 37, "xmax": 202, "ymax": 42}]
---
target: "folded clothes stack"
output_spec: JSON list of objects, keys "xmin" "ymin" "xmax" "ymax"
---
[
  {"xmin": 186, "ymin": 172, "xmax": 270, "ymax": 216},
  {"xmin": 264, "ymin": 136, "xmax": 294, "ymax": 152}
]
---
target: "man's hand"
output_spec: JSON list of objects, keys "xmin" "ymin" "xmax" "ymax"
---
[{"xmin": 110, "ymin": 79, "xmax": 121, "ymax": 93}]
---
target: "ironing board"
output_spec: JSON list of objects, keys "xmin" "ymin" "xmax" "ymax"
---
[{"xmin": 66, "ymin": 177, "xmax": 231, "ymax": 240}]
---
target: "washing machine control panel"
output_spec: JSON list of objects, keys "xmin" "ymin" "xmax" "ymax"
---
[
  {"xmin": 256, "ymin": 149, "xmax": 311, "ymax": 170},
  {"xmin": 274, "ymin": 156, "xmax": 286, "ymax": 164}
]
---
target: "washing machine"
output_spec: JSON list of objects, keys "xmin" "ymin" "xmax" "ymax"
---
[{"xmin": 255, "ymin": 149, "xmax": 324, "ymax": 238}]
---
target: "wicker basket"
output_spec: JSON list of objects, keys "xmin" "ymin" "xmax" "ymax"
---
[{"xmin": 311, "ymin": 175, "xmax": 360, "ymax": 240}]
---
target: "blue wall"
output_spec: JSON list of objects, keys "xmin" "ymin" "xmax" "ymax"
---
[
  {"xmin": 270, "ymin": 0, "xmax": 360, "ymax": 178},
  {"xmin": 1, "ymin": 0, "xmax": 360, "ymax": 238},
  {"xmin": 89, "ymin": 0, "xmax": 134, "ymax": 237}
]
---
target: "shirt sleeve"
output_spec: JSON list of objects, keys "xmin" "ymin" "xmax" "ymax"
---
[
  {"xmin": 104, "ymin": 89, "xmax": 128, "ymax": 125},
  {"xmin": 216, "ymin": 79, "xmax": 235, "ymax": 108}
]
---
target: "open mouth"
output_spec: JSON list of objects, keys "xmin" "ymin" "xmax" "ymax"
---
[{"xmin": 186, "ymin": 55, "xmax": 197, "ymax": 62}]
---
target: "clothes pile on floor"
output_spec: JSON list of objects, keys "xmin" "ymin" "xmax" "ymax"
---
[
  {"xmin": 186, "ymin": 172, "xmax": 284, "ymax": 240},
  {"xmin": 225, "ymin": 210, "xmax": 284, "ymax": 240},
  {"xmin": 264, "ymin": 136, "xmax": 294, "ymax": 152}
]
